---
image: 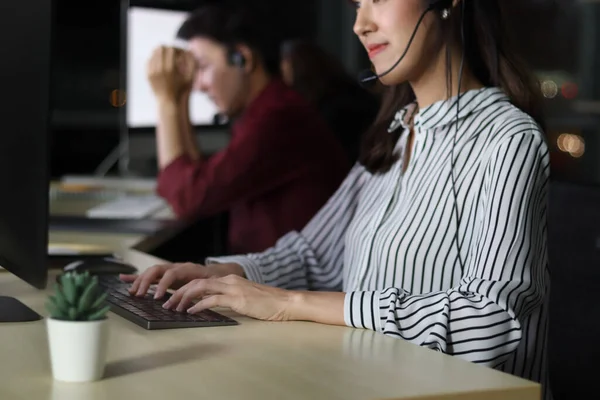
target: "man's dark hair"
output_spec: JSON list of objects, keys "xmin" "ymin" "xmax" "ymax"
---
[{"xmin": 177, "ymin": 0, "xmax": 282, "ymax": 76}]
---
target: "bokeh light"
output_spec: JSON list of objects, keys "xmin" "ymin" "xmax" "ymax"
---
[
  {"xmin": 557, "ymin": 133, "xmax": 585, "ymax": 158},
  {"xmin": 541, "ymin": 80, "xmax": 558, "ymax": 99},
  {"xmin": 561, "ymin": 82, "xmax": 578, "ymax": 100}
]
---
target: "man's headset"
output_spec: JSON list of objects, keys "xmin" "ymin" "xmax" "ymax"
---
[
  {"xmin": 227, "ymin": 49, "xmax": 246, "ymax": 68},
  {"xmin": 358, "ymin": 0, "xmax": 468, "ymax": 273}
]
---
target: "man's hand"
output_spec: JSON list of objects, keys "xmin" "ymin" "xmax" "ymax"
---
[{"xmin": 147, "ymin": 46, "xmax": 195, "ymax": 103}]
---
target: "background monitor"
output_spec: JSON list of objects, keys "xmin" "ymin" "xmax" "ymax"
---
[
  {"xmin": 126, "ymin": 6, "xmax": 219, "ymax": 128},
  {"xmin": 0, "ymin": 0, "xmax": 52, "ymax": 321}
]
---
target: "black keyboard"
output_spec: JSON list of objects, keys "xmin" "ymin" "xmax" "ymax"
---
[{"xmin": 97, "ymin": 276, "xmax": 238, "ymax": 330}]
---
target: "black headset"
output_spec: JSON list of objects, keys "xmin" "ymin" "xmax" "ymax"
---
[
  {"xmin": 227, "ymin": 49, "xmax": 246, "ymax": 68},
  {"xmin": 358, "ymin": 0, "xmax": 467, "ymax": 273}
]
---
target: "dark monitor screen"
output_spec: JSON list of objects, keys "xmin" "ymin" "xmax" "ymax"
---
[{"xmin": 0, "ymin": 0, "xmax": 52, "ymax": 321}]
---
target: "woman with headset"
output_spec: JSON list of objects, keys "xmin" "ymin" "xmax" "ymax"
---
[{"xmin": 125, "ymin": 0, "xmax": 551, "ymax": 396}]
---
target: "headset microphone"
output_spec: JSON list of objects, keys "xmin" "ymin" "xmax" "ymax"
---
[
  {"xmin": 357, "ymin": 69, "xmax": 378, "ymax": 84},
  {"xmin": 358, "ymin": 0, "xmax": 451, "ymax": 86}
]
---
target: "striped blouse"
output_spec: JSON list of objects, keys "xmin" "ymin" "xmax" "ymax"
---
[{"xmin": 208, "ymin": 87, "xmax": 551, "ymax": 398}]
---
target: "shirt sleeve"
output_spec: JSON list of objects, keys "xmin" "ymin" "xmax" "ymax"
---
[
  {"xmin": 156, "ymin": 106, "xmax": 337, "ymax": 219},
  {"xmin": 206, "ymin": 164, "xmax": 369, "ymax": 291},
  {"xmin": 345, "ymin": 128, "xmax": 550, "ymax": 367}
]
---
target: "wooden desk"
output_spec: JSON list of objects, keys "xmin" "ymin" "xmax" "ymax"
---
[{"xmin": 0, "ymin": 233, "xmax": 541, "ymax": 400}]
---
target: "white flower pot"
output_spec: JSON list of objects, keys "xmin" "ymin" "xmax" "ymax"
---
[{"xmin": 46, "ymin": 318, "xmax": 109, "ymax": 382}]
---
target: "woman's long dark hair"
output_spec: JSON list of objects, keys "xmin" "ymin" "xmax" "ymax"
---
[{"xmin": 359, "ymin": 0, "xmax": 544, "ymax": 174}]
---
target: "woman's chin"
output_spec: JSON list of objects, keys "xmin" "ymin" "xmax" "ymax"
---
[{"xmin": 378, "ymin": 74, "xmax": 406, "ymax": 87}]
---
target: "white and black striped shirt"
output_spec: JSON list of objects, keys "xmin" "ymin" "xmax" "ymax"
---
[{"xmin": 208, "ymin": 87, "xmax": 551, "ymax": 398}]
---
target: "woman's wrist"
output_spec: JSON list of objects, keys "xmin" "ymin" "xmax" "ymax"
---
[
  {"xmin": 286, "ymin": 291, "xmax": 346, "ymax": 326},
  {"xmin": 209, "ymin": 262, "xmax": 246, "ymax": 279},
  {"xmin": 287, "ymin": 291, "xmax": 307, "ymax": 321}
]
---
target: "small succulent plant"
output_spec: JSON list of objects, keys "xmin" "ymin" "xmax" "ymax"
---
[{"xmin": 46, "ymin": 272, "xmax": 110, "ymax": 321}]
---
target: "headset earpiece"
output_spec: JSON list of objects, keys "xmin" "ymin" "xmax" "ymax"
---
[
  {"xmin": 428, "ymin": 0, "xmax": 454, "ymax": 20},
  {"xmin": 227, "ymin": 50, "xmax": 246, "ymax": 68}
]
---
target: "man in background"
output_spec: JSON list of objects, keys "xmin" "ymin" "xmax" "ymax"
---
[{"xmin": 148, "ymin": 0, "xmax": 349, "ymax": 254}]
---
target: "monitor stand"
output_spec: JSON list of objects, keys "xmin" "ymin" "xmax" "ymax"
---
[{"xmin": 0, "ymin": 296, "xmax": 42, "ymax": 322}]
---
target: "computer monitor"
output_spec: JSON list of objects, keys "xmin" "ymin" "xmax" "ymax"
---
[
  {"xmin": 0, "ymin": 0, "xmax": 52, "ymax": 322},
  {"xmin": 126, "ymin": 5, "xmax": 219, "ymax": 128}
]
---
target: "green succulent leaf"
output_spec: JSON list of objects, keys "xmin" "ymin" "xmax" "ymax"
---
[
  {"xmin": 90, "ymin": 292, "xmax": 108, "ymax": 310},
  {"xmin": 77, "ymin": 279, "xmax": 99, "ymax": 314},
  {"xmin": 59, "ymin": 272, "xmax": 73, "ymax": 286},
  {"xmin": 48, "ymin": 272, "xmax": 109, "ymax": 321},
  {"xmin": 62, "ymin": 276, "xmax": 77, "ymax": 305},
  {"xmin": 53, "ymin": 290, "xmax": 69, "ymax": 312},
  {"xmin": 74, "ymin": 273, "xmax": 84, "ymax": 288},
  {"xmin": 46, "ymin": 300, "xmax": 60, "ymax": 318},
  {"xmin": 87, "ymin": 305, "xmax": 110, "ymax": 321},
  {"xmin": 47, "ymin": 295, "xmax": 67, "ymax": 316}
]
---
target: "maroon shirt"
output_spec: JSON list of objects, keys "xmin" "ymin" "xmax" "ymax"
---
[{"xmin": 156, "ymin": 79, "xmax": 350, "ymax": 254}]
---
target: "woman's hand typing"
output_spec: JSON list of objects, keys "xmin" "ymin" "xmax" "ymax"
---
[
  {"xmin": 119, "ymin": 262, "xmax": 245, "ymax": 299},
  {"xmin": 162, "ymin": 274, "xmax": 295, "ymax": 322}
]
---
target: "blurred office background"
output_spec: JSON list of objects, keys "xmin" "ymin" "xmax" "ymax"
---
[
  {"xmin": 50, "ymin": 0, "xmax": 600, "ymax": 186},
  {"xmin": 51, "ymin": 0, "xmax": 366, "ymax": 178}
]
